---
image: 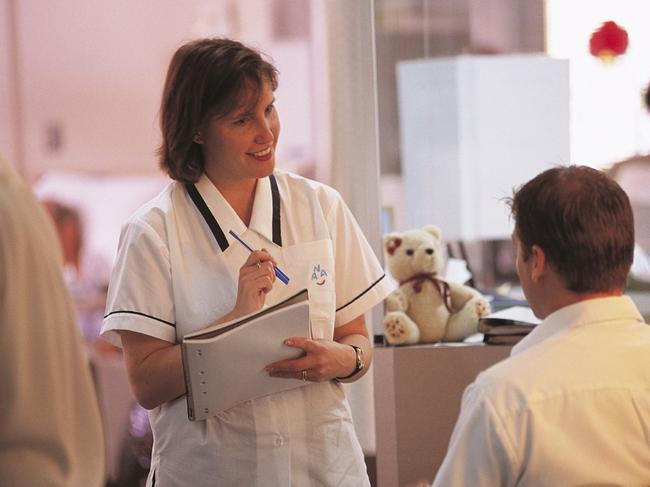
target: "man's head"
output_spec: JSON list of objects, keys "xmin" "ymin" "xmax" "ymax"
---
[{"xmin": 508, "ymin": 165, "xmax": 634, "ymax": 297}]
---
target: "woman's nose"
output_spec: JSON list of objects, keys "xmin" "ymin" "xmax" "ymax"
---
[{"xmin": 254, "ymin": 119, "xmax": 274, "ymax": 144}]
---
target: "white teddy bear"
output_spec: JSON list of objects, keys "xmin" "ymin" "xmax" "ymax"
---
[{"xmin": 383, "ymin": 225, "xmax": 491, "ymax": 345}]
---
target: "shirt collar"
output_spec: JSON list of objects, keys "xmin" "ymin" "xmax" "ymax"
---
[
  {"xmin": 190, "ymin": 173, "xmax": 281, "ymax": 251},
  {"xmin": 511, "ymin": 295, "xmax": 643, "ymax": 356},
  {"xmin": 248, "ymin": 175, "xmax": 275, "ymax": 245}
]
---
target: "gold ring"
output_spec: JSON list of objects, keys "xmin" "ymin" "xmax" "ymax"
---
[
  {"xmin": 256, "ymin": 261, "xmax": 262, "ymax": 269},
  {"xmin": 301, "ymin": 370, "xmax": 307, "ymax": 382}
]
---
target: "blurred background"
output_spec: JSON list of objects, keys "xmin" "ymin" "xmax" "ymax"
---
[{"xmin": 2, "ymin": 1, "xmax": 650, "ymax": 485}]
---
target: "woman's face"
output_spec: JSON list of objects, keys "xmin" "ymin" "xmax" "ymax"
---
[{"xmin": 200, "ymin": 78, "xmax": 280, "ymax": 187}]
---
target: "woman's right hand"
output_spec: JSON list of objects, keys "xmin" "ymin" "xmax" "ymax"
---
[{"xmin": 231, "ymin": 249, "xmax": 277, "ymax": 317}]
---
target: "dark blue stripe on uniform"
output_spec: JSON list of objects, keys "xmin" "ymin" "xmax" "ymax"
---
[
  {"xmin": 336, "ymin": 274, "xmax": 387, "ymax": 312},
  {"xmin": 104, "ymin": 310, "xmax": 176, "ymax": 328},
  {"xmin": 269, "ymin": 174, "xmax": 282, "ymax": 246},
  {"xmin": 186, "ymin": 183, "xmax": 229, "ymax": 252}
]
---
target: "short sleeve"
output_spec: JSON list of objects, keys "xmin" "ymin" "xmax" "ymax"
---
[
  {"xmin": 432, "ymin": 381, "xmax": 519, "ymax": 487},
  {"xmin": 326, "ymin": 193, "xmax": 394, "ymax": 326},
  {"xmin": 101, "ymin": 218, "xmax": 176, "ymax": 347}
]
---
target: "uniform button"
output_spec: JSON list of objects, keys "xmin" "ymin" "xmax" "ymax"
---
[{"xmin": 274, "ymin": 435, "xmax": 284, "ymax": 447}]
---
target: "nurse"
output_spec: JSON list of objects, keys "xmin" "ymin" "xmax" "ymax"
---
[{"xmin": 101, "ymin": 38, "xmax": 392, "ymax": 486}]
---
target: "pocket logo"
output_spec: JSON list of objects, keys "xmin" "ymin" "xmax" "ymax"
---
[{"xmin": 311, "ymin": 264, "xmax": 328, "ymax": 286}]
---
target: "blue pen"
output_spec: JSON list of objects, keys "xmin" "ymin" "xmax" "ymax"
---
[{"xmin": 228, "ymin": 230, "xmax": 290, "ymax": 285}]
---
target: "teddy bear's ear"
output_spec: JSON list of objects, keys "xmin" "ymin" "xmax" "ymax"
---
[
  {"xmin": 384, "ymin": 234, "xmax": 402, "ymax": 255},
  {"xmin": 423, "ymin": 224, "xmax": 442, "ymax": 240}
]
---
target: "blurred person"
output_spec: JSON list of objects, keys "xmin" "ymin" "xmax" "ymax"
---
[
  {"xmin": 101, "ymin": 38, "xmax": 392, "ymax": 486},
  {"xmin": 433, "ymin": 165, "xmax": 650, "ymax": 486},
  {"xmin": 0, "ymin": 157, "xmax": 105, "ymax": 486},
  {"xmin": 41, "ymin": 199, "xmax": 112, "ymax": 347},
  {"xmin": 41, "ymin": 199, "xmax": 84, "ymax": 281},
  {"xmin": 41, "ymin": 198, "xmax": 146, "ymax": 485}
]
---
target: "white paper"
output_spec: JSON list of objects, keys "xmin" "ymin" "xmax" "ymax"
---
[
  {"xmin": 444, "ymin": 258, "xmax": 473, "ymax": 285},
  {"xmin": 183, "ymin": 297, "xmax": 311, "ymax": 421},
  {"xmin": 488, "ymin": 306, "xmax": 541, "ymax": 324}
]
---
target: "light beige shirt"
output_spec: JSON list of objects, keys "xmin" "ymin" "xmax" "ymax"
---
[
  {"xmin": 102, "ymin": 170, "xmax": 392, "ymax": 486},
  {"xmin": 434, "ymin": 295, "xmax": 650, "ymax": 486},
  {"xmin": 0, "ymin": 159, "xmax": 105, "ymax": 486}
]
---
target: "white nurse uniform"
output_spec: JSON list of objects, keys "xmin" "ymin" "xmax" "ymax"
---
[{"xmin": 101, "ymin": 169, "xmax": 392, "ymax": 486}]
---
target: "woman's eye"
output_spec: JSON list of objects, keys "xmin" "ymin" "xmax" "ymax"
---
[
  {"xmin": 406, "ymin": 249, "xmax": 414, "ymax": 256},
  {"xmin": 265, "ymin": 104, "xmax": 275, "ymax": 115},
  {"xmin": 234, "ymin": 118, "xmax": 247, "ymax": 126}
]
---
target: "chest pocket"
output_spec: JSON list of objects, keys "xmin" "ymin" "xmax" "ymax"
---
[{"xmin": 283, "ymin": 240, "xmax": 336, "ymax": 340}]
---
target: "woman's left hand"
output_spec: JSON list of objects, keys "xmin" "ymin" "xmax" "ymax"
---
[{"xmin": 265, "ymin": 337, "xmax": 356, "ymax": 382}]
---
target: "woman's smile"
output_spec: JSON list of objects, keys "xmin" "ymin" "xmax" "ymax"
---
[{"xmin": 248, "ymin": 146, "xmax": 273, "ymax": 161}]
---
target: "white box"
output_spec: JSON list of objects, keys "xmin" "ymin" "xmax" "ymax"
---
[{"xmin": 397, "ymin": 55, "xmax": 570, "ymax": 240}]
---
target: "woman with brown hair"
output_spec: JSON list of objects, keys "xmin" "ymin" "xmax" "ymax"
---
[{"xmin": 101, "ymin": 38, "xmax": 391, "ymax": 486}]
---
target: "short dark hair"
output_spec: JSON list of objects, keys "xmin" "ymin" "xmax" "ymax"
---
[
  {"xmin": 507, "ymin": 165, "xmax": 634, "ymax": 293},
  {"xmin": 157, "ymin": 38, "xmax": 279, "ymax": 183}
]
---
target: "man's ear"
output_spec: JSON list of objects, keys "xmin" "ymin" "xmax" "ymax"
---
[{"xmin": 530, "ymin": 244, "xmax": 547, "ymax": 282}]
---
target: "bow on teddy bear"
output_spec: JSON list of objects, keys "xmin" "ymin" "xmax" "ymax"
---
[{"xmin": 398, "ymin": 273, "xmax": 454, "ymax": 313}]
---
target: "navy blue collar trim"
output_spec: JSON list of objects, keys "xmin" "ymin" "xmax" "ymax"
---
[
  {"xmin": 186, "ymin": 182, "xmax": 229, "ymax": 252},
  {"xmin": 269, "ymin": 174, "xmax": 282, "ymax": 246},
  {"xmin": 186, "ymin": 175, "xmax": 282, "ymax": 252}
]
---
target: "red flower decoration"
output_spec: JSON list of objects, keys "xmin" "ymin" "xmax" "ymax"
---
[{"xmin": 589, "ymin": 21, "xmax": 629, "ymax": 63}]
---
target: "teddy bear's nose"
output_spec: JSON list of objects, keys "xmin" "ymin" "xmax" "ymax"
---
[{"xmin": 426, "ymin": 248, "xmax": 434, "ymax": 255}]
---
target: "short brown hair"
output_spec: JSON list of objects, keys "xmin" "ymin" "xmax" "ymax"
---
[
  {"xmin": 507, "ymin": 165, "xmax": 634, "ymax": 293},
  {"xmin": 157, "ymin": 38, "xmax": 279, "ymax": 183}
]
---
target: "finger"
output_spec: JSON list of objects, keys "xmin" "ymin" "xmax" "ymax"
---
[
  {"xmin": 283, "ymin": 337, "xmax": 321, "ymax": 353},
  {"xmin": 240, "ymin": 261, "xmax": 275, "ymax": 285},
  {"xmin": 265, "ymin": 355, "xmax": 311, "ymax": 373},
  {"xmin": 254, "ymin": 274, "xmax": 274, "ymax": 294},
  {"xmin": 236, "ymin": 271, "xmax": 272, "ymax": 298},
  {"xmin": 244, "ymin": 250, "xmax": 277, "ymax": 268},
  {"xmin": 262, "ymin": 261, "xmax": 276, "ymax": 282},
  {"xmin": 259, "ymin": 248, "xmax": 278, "ymax": 267},
  {"xmin": 268, "ymin": 368, "xmax": 311, "ymax": 381},
  {"xmin": 246, "ymin": 261, "xmax": 275, "ymax": 283}
]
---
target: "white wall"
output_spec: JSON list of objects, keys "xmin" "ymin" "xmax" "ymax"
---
[
  {"xmin": 546, "ymin": 0, "xmax": 650, "ymax": 168},
  {"xmin": 9, "ymin": 0, "xmax": 314, "ymax": 181},
  {"xmin": 14, "ymin": 0, "xmax": 181, "ymax": 178}
]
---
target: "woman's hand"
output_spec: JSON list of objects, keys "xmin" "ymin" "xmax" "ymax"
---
[
  {"xmin": 265, "ymin": 315, "xmax": 372, "ymax": 382},
  {"xmin": 265, "ymin": 338, "xmax": 356, "ymax": 382},
  {"xmin": 231, "ymin": 249, "xmax": 277, "ymax": 317}
]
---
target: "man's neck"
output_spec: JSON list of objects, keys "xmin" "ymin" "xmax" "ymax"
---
[{"xmin": 537, "ymin": 289, "xmax": 623, "ymax": 319}]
